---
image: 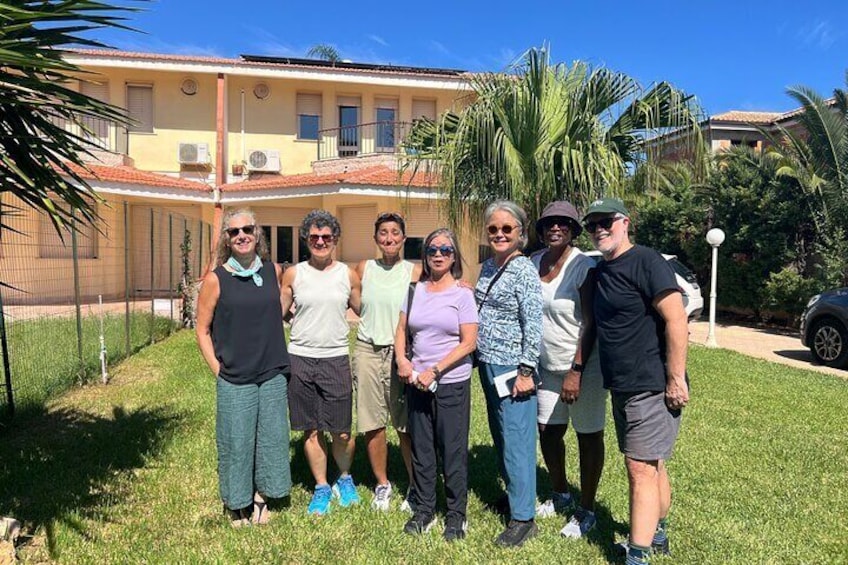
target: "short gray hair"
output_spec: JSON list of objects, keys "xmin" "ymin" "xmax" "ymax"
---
[
  {"xmin": 483, "ymin": 200, "xmax": 529, "ymax": 248},
  {"xmin": 299, "ymin": 209, "xmax": 341, "ymax": 241}
]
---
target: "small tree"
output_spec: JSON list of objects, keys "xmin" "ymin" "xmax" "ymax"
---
[{"xmin": 178, "ymin": 228, "xmax": 195, "ymax": 328}]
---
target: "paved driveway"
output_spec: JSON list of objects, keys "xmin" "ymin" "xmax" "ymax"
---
[{"xmin": 688, "ymin": 320, "xmax": 847, "ymax": 379}]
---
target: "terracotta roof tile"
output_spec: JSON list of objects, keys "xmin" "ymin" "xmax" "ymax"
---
[
  {"xmin": 222, "ymin": 166, "xmax": 438, "ymax": 192},
  {"xmin": 711, "ymin": 111, "xmax": 782, "ymax": 124},
  {"xmin": 66, "ymin": 48, "xmax": 471, "ymax": 80},
  {"xmin": 62, "ymin": 162, "xmax": 211, "ymax": 192}
]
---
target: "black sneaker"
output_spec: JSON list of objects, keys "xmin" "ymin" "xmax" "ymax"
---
[
  {"xmin": 403, "ymin": 512, "xmax": 437, "ymax": 535},
  {"xmin": 495, "ymin": 519, "xmax": 538, "ymax": 547},
  {"xmin": 443, "ymin": 515, "xmax": 467, "ymax": 542}
]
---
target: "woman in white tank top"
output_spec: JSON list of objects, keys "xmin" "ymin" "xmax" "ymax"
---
[{"xmin": 280, "ymin": 210, "xmax": 362, "ymax": 515}]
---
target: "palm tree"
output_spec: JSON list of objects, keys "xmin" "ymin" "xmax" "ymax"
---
[
  {"xmin": 306, "ymin": 44, "xmax": 341, "ymax": 63},
  {"xmin": 765, "ymin": 75, "xmax": 848, "ymax": 285},
  {"xmin": 0, "ymin": 0, "xmax": 140, "ymax": 234},
  {"xmin": 403, "ymin": 46, "xmax": 703, "ymax": 230}
]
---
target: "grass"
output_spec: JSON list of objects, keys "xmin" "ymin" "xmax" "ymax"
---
[
  {"xmin": 0, "ymin": 312, "xmax": 177, "ymax": 413},
  {"xmin": 0, "ymin": 331, "xmax": 846, "ymax": 563}
]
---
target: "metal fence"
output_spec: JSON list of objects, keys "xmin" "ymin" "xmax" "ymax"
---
[{"xmin": 0, "ymin": 199, "xmax": 213, "ymax": 419}]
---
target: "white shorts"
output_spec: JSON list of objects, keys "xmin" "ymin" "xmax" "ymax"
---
[{"xmin": 536, "ymin": 366, "xmax": 607, "ymax": 433}]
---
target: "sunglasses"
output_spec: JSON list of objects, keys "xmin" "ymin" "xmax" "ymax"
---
[
  {"xmin": 426, "ymin": 245, "xmax": 455, "ymax": 257},
  {"xmin": 487, "ymin": 224, "xmax": 518, "ymax": 235},
  {"xmin": 542, "ymin": 219, "xmax": 572, "ymax": 231},
  {"xmin": 308, "ymin": 233, "xmax": 335, "ymax": 244},
  {"xmin": 226, "ymin": 225, "xmax": 255, "ymax": 237},
  {"xmin": 583, "ymin": 216, "xmax": 622, "ymax": 233}
]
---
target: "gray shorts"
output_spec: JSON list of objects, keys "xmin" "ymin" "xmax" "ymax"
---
[{"xmin": 611, "ymin": 390, "xmax": 681, "ymax": 461}]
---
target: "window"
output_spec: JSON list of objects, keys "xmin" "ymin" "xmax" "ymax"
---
[
  {"xmin": 375, "ymin": 98, "xmax": 398, "ymax": 151},
  {"xmin": 39, "ymin": 210, "xmax": 98, "ymax": 259},
  {"xmin": 339, "ymin": 105, "xmax": 360, "ymax": 156},
  {"xmin": 126, "ymin": 84, "xmax": 153, "ymax": 133},
  {"xmin": 261, "ymin": 225, "xmax": 303, "ymax": 265},
  {"xmin": 297, "ymin": 93, "xmax": 322, "ymax": 140},
  {"xmin": 404, "ymin": 237, "xmax": 424, "ymax": 261}
]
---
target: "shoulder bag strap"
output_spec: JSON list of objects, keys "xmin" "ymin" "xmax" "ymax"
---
[{"xmin": 478, "ymin": 254, "xmax": 521, "ymax": 313}]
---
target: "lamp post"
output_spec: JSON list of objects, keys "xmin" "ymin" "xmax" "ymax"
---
[{"xmin": 705, "ymin": 228, "xmax": 726, "ymax": 347}]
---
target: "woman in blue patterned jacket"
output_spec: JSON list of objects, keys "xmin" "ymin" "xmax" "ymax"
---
[{"xmin": 475, "ymin": 200, "xmax": 543, "ymax": 548}]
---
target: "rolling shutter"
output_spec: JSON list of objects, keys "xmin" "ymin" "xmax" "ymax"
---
[
  {"xmin": 126, "ymin": 84, "xmax": 153, "ymax": 133},
  {"xmin": 412, "ymin": 99, "xmax": 436, "ymax": 121},
  {"xmin": 340, "ymin": 206, "xmax": 376, "ymax": 262}
]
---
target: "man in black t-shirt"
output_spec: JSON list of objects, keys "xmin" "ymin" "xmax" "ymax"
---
[{"xmin": 582, "ymin": 198, "xmax": 689, "ymax": 565}]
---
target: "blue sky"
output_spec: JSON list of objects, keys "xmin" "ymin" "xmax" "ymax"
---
[{"xmin": 92, "ymin": 0, "xmax": 848, "ymax": 116}]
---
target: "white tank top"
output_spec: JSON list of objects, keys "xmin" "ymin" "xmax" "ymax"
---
[{"xmin": 289, "ymin": 260, "xmax": 351, "ymax": 358}]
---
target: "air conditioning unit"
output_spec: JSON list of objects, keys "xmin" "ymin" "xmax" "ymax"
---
[
  {"xmin": 178, "ymin": 142, "xmax": 210, "ymax": 165},
  {"xmin": 247, "ymin": 149, "xmax": 281, "ymax": 172}
]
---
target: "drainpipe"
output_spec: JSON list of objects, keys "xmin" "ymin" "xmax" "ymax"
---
[
  {"xmin": 208, "ymin": 72, "xmax": 227, "ymax": 277},
  {"xmin": 240, "ymin": 89, "xmax": 246, "ymax": 164}
]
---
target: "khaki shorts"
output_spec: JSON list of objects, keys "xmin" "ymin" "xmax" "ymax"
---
[
  {"xmin": 537, "ymin": 366, "xmax": 607, "ymax": 433},
  {"xmin": 352, "ymin": 340, "xmax": 408, "ymax": 433}
]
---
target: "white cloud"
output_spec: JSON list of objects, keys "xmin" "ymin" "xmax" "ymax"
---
[
  {"xmin": 367, "ymin": 34, "xmax": 388, "ymax": 47},
  {"xmin": 797, "ymin": 19, "xmax": 839, "ymax": 50}
]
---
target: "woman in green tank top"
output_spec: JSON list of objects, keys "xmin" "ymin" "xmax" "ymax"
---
[{"xmin": 353, "ymin": 212, "xmax": 421, "ymax": 511}]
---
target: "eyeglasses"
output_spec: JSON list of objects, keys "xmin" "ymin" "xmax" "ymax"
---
[
  {"xmin": 542, "ymin": 219, "xmax": 571, "ymax": 231},
  {"xmin": 226, "ymin": 225, "xmax": 255, "ymax": 237},
  {"xmin": 426, "ymin": 245, "xmax": 455, "ymax": 257},
  {"xmin": 583, "ymin": 216, "xmax": 622, "ymax": 233},
  {"xmin": 487, "ymin": 224, "xmax": 518, "ymax": 235},
  {"xmin": 308, "ymin": 234, "xmax": 336, "ymax": 244}
]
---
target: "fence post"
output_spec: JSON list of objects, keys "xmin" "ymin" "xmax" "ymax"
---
[
  {"xmin": 71, "ymin": 215, "xmax": 84, "ymax": 381},
  {"xmin": 169, "ymin": 214, "xmax": 174, "ymax": 331},
  {"xmin": 197, "ymin": 221, "xmax": 203, "ymax": 278},
  {"xmin": 149, "ymin": 208, "xmax": 155, "ymax": 345},
  {"xmin": 0, "ymin": 285, "xmax": 14, "ymax": 418},
  {"xmin": 124, "ymin": 201, "xmax": 130, "ymax": 358}
]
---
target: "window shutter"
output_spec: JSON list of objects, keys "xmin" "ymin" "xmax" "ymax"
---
[
  {"xmin": 127, "ymin": 85, "xmax": 153, "ymax": 133},
  {"xmin": 337, "ymin": 95, "xmax": 361, "ymax": 107},
  {"xmin": 81, "ymin": 80, "xmax": 109, "ymax": 102},
  {"xmin": 297, "ymin": 93, "xmax": 322, "ymax": 116},
  {"xmin": 375, "ymin": 97, "xmax": 399, "ymax": 111},
  {"xmin": 412, "ymin": 99, "xmax": 436, "ymax": 121},
  {"xmin": 340, "ymin": 206, "xmax": 377, "ymax": 262}
]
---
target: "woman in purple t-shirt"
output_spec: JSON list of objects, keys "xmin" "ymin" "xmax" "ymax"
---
[{"xmin": 394, "ymin": 228, "xmax": 478, "ymax": 541}]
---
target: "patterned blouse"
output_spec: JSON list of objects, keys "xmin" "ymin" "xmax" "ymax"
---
[{"xmin": 475, "ymin": 255, "xmax": 543, "ymax": 367}]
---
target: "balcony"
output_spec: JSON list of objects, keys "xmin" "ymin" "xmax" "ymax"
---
[
  {"xmin": 317, "ymin": 121, "xmax": 412, "ymax": 161},
  {"xmin": 53, "ymin": 116, "xmax": 132, "ymax": 166}
]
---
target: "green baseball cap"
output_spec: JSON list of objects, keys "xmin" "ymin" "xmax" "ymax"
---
[{"xmin": 582, "ymin": 198, "xmax": 629, "ymax": 221}]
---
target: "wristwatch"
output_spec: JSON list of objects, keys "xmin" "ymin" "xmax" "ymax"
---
[
  {"xmin": 571, "ymin": 362, "xmax": 585, "ymax": 373},
  {"xmin": 517, "ymin": 365, "xmax": 534, "ymax": 378}
]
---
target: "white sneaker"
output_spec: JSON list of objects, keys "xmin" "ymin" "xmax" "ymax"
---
[
  {"xmin": 536, "ymin": 492, "xmax": 574, "ymax": 518},
  {"xmin": 399, "ymin": 488, "xmax": 417, "ymax": 514},
  {"xmin": 560, "ymin": 508, "xmax": 597, "ymax": 538},
  {"xmin": 371, "ymin": 483, "xmax": 393, "ymax": 511}
]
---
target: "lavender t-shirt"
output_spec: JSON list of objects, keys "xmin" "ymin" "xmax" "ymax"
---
[{"xmin": 401, "ymin": 283, "xmax": 479, "ymax": 384}]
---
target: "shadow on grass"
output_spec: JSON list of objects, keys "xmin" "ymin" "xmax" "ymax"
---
[
  {"xmin": 468, "ymin": 443, "xmax": 628, "ymax": 562},
  {"xmin": 0, "ymin": 404, "xmax": 182, "ymax": 558}
]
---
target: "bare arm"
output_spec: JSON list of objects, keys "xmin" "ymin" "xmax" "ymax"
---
[
  {"xmin": 654, "ymin": 289, "xmax": 689, "ymax": 409},
  {"xmin": 279, "ymin": 267, "xmax": 296, "ymax": 322},
  {"xmin": 348, "ymin": 267, "xmax": 362, "ymax": 316},
  {"xmin": 195, "ymin": 271, "xmax": 221, "ymax": 376},
  {"xmin": 417, "ymin": 323, "xmax": 478, "ymax": 389},
  {"xmin": 410, "ymin": 262, "xmax": 423, "ymax": 283},
  {"xmin": 355, "ymin": 259, "xmax": 367, "ymax": 281},
  {"xmin": 562, "ymin": 268, "xmax": 596, "ymax": 403},
  {"xmin": 393, "ymin": 311, "xmax": 413, "ymax": 382}
]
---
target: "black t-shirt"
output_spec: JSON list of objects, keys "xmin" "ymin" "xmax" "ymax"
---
[
  {"xmin": 593, "ymin": 245, "xmax": 680, "ymax": 392},
  {"xmin": 212, "ymin": 261, "xmax": 290, "ymax": 385}
]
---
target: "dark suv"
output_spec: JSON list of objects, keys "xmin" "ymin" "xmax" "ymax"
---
[{"xmin": 800, "ymin": 288, "xmax": 848, "ymax": 368}]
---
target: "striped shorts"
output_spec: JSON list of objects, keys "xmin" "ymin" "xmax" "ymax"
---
[{"xmin": 289, "ymin": 353, "xmax": 353, "ymax": 434}]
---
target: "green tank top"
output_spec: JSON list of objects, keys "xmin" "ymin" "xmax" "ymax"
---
[{"xmin": 357, "ymin": 259, "xmax": 414, "ymax": 346}]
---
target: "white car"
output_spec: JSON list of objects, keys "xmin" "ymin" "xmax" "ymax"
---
[{"xmin": 584, "ymin": 251, "xmax": 704, "ymax": 322}]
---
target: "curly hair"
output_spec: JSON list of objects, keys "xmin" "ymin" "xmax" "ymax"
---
[
  {"xmin": 299, "ymin": 209, "xmax": 341, "ymax": 241},
  {"xmin": 215, "ymin": 208, "xmax": 270, "ymax": 267}
]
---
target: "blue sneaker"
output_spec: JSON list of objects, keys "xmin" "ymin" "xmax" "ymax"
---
[
  {"xmin": 332, "ymin": 475, "xmax": 361, "ymax": 507},
  {"xmin": 307, "ymin": 484, "xmax": 332, "ymax": 515}
]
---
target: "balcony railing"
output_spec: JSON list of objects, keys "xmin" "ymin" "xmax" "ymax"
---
[
  {"xmin": 52, "ymin": 116, "xmax": 129, "ymax": 155},
  {"xmin": 317, "ymin": 121, "xmax": 411, "ymax": 160}
]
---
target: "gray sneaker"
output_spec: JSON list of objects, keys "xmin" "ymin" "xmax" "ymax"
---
[
  {"xmin": 371, "ymin": 483, "xmax": 393, "ymax": 512},
  {"xmin": 560, "ymin": 508, "xmax": 597, "ymax": 538},
  {"xmin": 536, "ymin": 492, "xmax": 574, "ymax": 518}
]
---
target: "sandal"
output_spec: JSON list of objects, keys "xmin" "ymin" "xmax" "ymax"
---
[
  {"xmin": 225, "ymin": 505, "xmax": 251, "ymax": 528},
  {"xmin": 252, "ymin": 494, "xmax": 270, "ymax": 525}
]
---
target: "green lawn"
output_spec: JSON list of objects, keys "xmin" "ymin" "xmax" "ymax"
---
[{"xmin": 0, "ymin": 331, "xmax": 846, "ymax": 563}]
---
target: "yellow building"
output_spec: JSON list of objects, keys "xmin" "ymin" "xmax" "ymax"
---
[{"xmin": 1, "ymin": 49, "xmax": 482, "ymax": 304}]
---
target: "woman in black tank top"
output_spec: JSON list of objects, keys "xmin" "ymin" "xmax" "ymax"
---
[{"xmin": 196, "ymin": 209, "xmax": 291, "ymax": 527}]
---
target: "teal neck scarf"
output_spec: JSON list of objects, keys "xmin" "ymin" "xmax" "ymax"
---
[{"xmin": 226, "ymin": 255, "xmax": 264, "ymax": 287}]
